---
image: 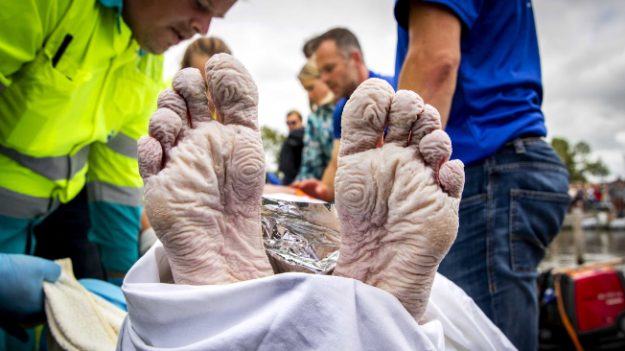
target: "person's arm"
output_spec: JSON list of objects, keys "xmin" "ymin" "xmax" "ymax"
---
[
  {"xmin": 87, "ymin": 55, "xmax": 164, "ymax": 282},
  {"xmin": 397, "ymin": 1, "xmax": 461, "ymax": 127},
  {"xmin": 291, "ymin": 134, "xmax": 339, "ymax": 202},
  {"xmin": 290, "ymin": 134, "xmax": 337, "ymax": 202},
  {"xmin": 320, "ymin": 139, "xmax": 339, "ymax": 199},
  {"xmin": 292, "ymin": 100, "xmax": 345, "ymax": 201},
  {"xmin": 0, "ymin": 0, "xmax": 69, "ymax": 89}
]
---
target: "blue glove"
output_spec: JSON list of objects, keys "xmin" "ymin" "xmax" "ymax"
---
[{"xmin": 0, "ymin": 254, "xmax": 61, "ymax": 322}]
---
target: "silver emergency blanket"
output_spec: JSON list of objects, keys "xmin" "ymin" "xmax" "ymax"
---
[{"xmin": 261, "ymin": 195, "xmax": 340, "ymax": 274}]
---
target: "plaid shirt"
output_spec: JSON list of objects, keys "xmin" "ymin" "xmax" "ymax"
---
[{"xmin": 296, "ymin": 104, "xmax": 334, "ymax": 181}]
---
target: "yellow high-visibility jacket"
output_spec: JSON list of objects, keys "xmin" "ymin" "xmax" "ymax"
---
[{"xmin": 0, "ymin": 0, "xmax": 163, "ymax": 272}]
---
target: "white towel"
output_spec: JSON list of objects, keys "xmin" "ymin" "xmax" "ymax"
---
[
  {"xmin": 118, "ymin": 242, "xmax": 516, "ymax": 350},
  {"xmin": 43, "ymin": 259, "xmax": 126, "ymax": 351}
]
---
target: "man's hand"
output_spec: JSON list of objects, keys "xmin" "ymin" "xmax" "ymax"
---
[
  {"xmin": 0, "ymin": 254, "xmax": 61, "ymax": 322},
  {"xmin": 140, "ymin": 210, "xmax": 152, "ymax": 233},
  {"xmin": 291, "ymin": 179, "xmax": 333, "ymax": 202}
]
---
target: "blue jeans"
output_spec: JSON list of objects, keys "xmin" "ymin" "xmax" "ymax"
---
[{"xmin": 439, "ymin": 138, "xmax": 570, "ymax": 351}]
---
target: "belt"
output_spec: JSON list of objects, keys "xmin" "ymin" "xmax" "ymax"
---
[
  {"xmin": 503, "ymin": 134, "xmax": 545, "ymax": 155},
  {"xmin": 504, "ymin": 134, "xmax": 544, "ymax": 147}
]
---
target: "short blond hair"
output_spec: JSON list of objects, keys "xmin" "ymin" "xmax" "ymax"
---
[
  {"xmin": 297, "ymin": 57, "xmax": 334, "ymax": 109},
  {"xmin": 297, "ymin": 56, "xmax": 320, "ymax": 84}
]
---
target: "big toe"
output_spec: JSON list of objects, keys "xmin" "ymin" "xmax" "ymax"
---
[
  {"xmin": 205, "ymin": 54, "xmax": 259, "ymax": 130},
  {"xmin": 340, "ymin": 78, "xmax": 394, "ymax": 157}
]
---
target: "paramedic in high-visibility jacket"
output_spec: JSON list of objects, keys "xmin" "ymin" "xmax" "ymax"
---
[{"xmin": 0, "ymin": 0, "xmax": 236, "ymax": 346}]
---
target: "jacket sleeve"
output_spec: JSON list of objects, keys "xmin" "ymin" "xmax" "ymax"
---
[
  {"xmin": 86, "ymin": 54, "xmax": 164, "ymax": 275},
  {"xmin": 0, "ymin": 0, "xmax": 70, "ymax": 87}
]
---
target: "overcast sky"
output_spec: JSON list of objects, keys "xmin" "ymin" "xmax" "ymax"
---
[{"xmin": 164, "ymin": 0, "xmax": 625, "ymax": 181}]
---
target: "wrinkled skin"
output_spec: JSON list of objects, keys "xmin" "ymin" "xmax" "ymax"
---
[
  {"xmin": 138, "ymin": 54, "xmax": 273, "ymax": 285},
  {"xmin": 139, "ymin": 57, "xmax": 465, "ymax": 323},
  {"xmin": 332, "ymin": 79, "xmax": 464, "ymax": 321}
]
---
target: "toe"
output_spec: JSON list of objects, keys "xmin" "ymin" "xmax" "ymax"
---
[
  {"xmin": 419, "ymin": 129, "xmax": 451, "ymax": 173},
  {"xmin": 385, "ymin": 90, "xmax": 424, "ymax": 146},
  {"xmin": 439, "ymin": 159, "xmax": 465, "ymax": 198},
  {"xmin": 205, "ymin": 54, "xmax": 259, "ymax": 130},
  {"xmin": 157, "ymin": 88, "xmax": 189, "ymax": 129},
  {"xmin": 149, "ymin": 108, "xmax": 183, "ymax": 158},
  {"xmin": 172, "ymin": 68, "xmax": 212, "ymax": 127},
  {"xmin": 138, "ymin": 136, "xmax": 163, "ymax": 180},
  {"xmin": 410, "ymin": 104, "xmax": 442, "ymax": 148},
  {"xmin": 340, "ymin": 78, "xmax": 394, "ymax": 157}
]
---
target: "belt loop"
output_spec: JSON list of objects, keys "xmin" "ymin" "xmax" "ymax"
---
[{"xmin": 513, "ymin": 138, "xmax": 526, "ymax": 154}]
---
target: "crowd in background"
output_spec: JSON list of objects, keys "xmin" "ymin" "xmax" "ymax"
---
[
  {"xmin": 570, "ymin": 179, "xmax": 625, "ymax": 218},
  {"xmin": 0, "ymin": 1, "xmax": 585, "ymax": 350}
]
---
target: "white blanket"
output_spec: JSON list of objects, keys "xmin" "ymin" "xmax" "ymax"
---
[{"xmin": 118, "ymin": 242, "xmax": 516, "ymax": 350}]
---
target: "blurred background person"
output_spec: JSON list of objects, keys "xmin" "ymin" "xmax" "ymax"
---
[
  {"xmin": 278, "ymin": 110, "xmax": 304, "ymax": 185},
  {"xmin": 394, "ymin": 1, "xmax": 570, "ymax": 349},
  {"xmin": 0, "ymin": 0, "xmax": 236, "ymax": 348},
  {"xmin": 181, "ymin": 36, "xmax": 232, "ymax": 80},
  {"xmin": 293, "ymin": 27, "xmax": 393, "ymax": 201},
  {"xmin": 294, "ymin": 57, "xmax": 335, "ymax": 182}
]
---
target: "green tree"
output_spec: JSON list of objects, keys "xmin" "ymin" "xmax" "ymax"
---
[
  {"xmin": 551, "ymin": 137, "xmax": 610, "ymax": 182},
  {"xmin": 551, "ymin": 138, "xmax": 577, "ymax": 179},
  {"xmin": 261, "ymin": 126, "xmax": 285, "ymax": 173}
]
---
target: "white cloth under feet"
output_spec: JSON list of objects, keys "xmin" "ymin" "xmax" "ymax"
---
[
  {"xmin": 118, "ymin": 242, "xmax": 516, "ymax": 351},
  {"xmin": 44, "ymin": 259, "xmax": 126, "ymax": 351}
]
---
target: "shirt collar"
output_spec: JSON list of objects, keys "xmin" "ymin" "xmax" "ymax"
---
[
  {"xmin": 98, "ymin": 0, "xmax": 123, "ymax": 32},
  {"xmin": 98, "ymin": 0, "xmax": 123, "ymax": 12},
  {"xmin": 99, "ymin": 0, "xmax": 145, "ymax": 56}
]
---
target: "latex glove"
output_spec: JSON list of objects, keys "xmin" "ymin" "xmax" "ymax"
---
[{"xmin": 0, "ymin": 254, "xmax": 61, "ymax": 322}]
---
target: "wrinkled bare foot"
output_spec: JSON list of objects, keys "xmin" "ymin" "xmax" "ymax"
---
[
  {"xmin": 138, "ymin": 54, "xmax": 273, "ymax": 285},
  {"xmin": 333, "ymin": 79, "xmax": 465, "ymax": 321}
]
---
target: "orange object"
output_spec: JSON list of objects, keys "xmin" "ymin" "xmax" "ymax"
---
[{"xmin": 294, "ymin": 189, "xmax": 308, "ymax": 197}]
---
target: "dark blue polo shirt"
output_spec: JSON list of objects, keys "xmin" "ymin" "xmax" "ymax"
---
[
  {"xmin": 395, "ymin": 0, "xmax": 547, "ymax": 164},
  {"xmin": 333, "ymin": 71, "xmax": 395, "ymax": 139}
]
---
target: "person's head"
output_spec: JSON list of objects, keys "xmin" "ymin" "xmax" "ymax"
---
[
  {"xmin": 286, "ymin": 110, "xmax": 303, "ymax": 131},
  {"xmin": 302, "ymin": 36, "xmax": 320, "ymax": 59},
  {"xmin": 312, "ymin": 28, "xmax": 368, "ymax": 99},
  {"xmin": 122, "ymin": 0, "xmax": 237, "ymax": 54},
  {"xmin": 181, "ymin": 36, "xmax": 232, "ymax": 79},
  {"xmin": 298, "ymin": 57, "xmax": 334, "ymax": 110}
]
